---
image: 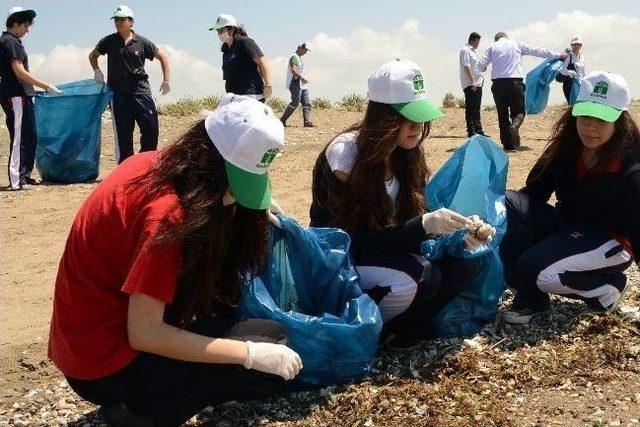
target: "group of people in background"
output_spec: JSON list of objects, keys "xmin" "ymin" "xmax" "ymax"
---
[
  {"xmin": 1, "ymin": 5, "xmax": 639, "ymax": 427},
  {"xmin": 459, "ymin": 31, "xmax": 585, "ymax": 150}
]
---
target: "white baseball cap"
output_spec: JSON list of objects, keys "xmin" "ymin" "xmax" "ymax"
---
[
  {"xmin": 6, "ymin": 6, "xmax": 36, "ymax": 23},
  {"xmin": 209, "ymin": 14, "xmax": 238, "ymax": 31},
  {"xmin": 572, "ymin": 71, "xmax": 631, "ymax": 122},
  {"xmin": 570, "ymin": 35, "xmax": 583, "ymax": 45},
  {"xmin": 298, "ymin": 41, "xmax": 311, "ymax": 50},
  {"xmin": 367, "ymin": 59, "xmax": 444, "ymax": 123},
  {"xmin": 204, "ymin": 94, "xmax": 284, "ymax": 209},
  {"xmin": 111, "ymin": 5, "xmax": 134, "ymax": 19}
]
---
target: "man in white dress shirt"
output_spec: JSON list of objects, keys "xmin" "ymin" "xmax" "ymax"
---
[
  {"xmin": 478, "ymin": 32, "xmax": 566, "ymax": 150},
  {"xmin": 459, "ymin": 32, "xmax": 485, "ymax": 137}
]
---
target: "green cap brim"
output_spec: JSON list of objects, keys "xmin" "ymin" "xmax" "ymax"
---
[
  {"xmin": 225, "ymin": 161, "xmax": 271, "ymax": 210},
  {"xmin": 208, "ymin": 24, "xmax": 226, "ymax": 31},
  {"xmin": 111, "ymin": 12, "xmax": 133, "ymax": 19},
  {"xmin": 572, "ymin": 101, "xmax": 621, "ymax": 122},
  {"xmin": 392, "ymin": 99, "xmax": 444, "ymax": 123}
]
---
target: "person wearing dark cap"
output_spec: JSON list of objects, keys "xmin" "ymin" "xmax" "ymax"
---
[
  {"xmin": 89, "ymin": 5, "xmax": 171, "ymax": 165},
  {"xmin": 280, "ymin": 41, "xmax": 315, "ymax": 127},
  {"xmin": 1, "ymin": 6, "xmax": 61, "ymax": 190},
  {"xmin": 478, "ymin": 32, "xmax": 566, "ymax": 150},
  {"xmin": 459, "ymin": 32, "xmax": 485, "ymax": 137}
]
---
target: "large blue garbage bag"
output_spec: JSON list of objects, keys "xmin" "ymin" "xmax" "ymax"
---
[
  {"xmin": 570, "ymin": 75, "xmax": 581, "ymax": 104},
  {"xmin": 421, "ymin": 135, "xmax": 508, "ymax": 337},
  {"xmin": 525, "ymin": 58, "xmax": 563, "ymax": 114},
  {"xmin": 239, "ymin": 215, "xmax": 383, "ymax": 385},
  {"xmin": 35, "ymin": 80, "xmax": 112, "ymax": 183}
]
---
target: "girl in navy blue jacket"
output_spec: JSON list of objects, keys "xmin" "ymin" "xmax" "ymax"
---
[{"xmin": 500, "ymin": 71, "xmax": 640, "ymax": 324}]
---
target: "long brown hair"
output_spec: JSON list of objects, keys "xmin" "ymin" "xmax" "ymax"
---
[
  {"xmin": 538, "ymin": 108, "xmax": 640, "ymax": 176},
  {"xmin": 321, "ymin": 101, "xmax": 431, "ymax": 233},
  {"xmin": 132, "ymin": 120, "xmax": 269, "ymax": 326}
]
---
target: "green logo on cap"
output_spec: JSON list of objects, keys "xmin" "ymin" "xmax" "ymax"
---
[
  {"xmin": 257, "ymin": 148, "xmax": 279, "ymax": 168},
  {"xmin": 413, "ymin": 74, "xmax": 424, "ymax": 91},
  {"xmin": 592, "ymin": 81, "xmax": 608, "ymax": 98}
]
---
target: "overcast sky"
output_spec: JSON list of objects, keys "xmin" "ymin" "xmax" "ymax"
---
[{"xmin": 13, "ymin": 0, "xmax": 640, "ymax": 105}]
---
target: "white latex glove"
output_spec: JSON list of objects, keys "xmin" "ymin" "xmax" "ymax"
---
[
  {"xmin": 244, "ymin": 341, "xmax": 302, "ymax": 380},
  {"xmin": 94, "ymin": 68, "xmax": 105, "ymax": 83},
  {"xmin": 159, "ymin": 81, "xmax": 171, "ymax": 95},
  {"xmin": 567, "ymin": 70, "xmax": 577, "ymax": 78},
  {"xmin": 263, "ymin": 85, "xmax": 273, "ymax": 100},
  {"xmin": 422, "ymin": 208, "xmax": 471, "ymax": 235},
  {"xmin": 45, "ymin": 85, "xmax": 63, "ymax": 95}
]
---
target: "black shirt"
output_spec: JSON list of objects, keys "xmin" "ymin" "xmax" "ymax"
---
[
  {"xmin": 96, "ymin": 31, "xmax": 157, "ymax": 96},
  {"xmin": 221, "ymin": 36, "xmax": 264, "ymax": 96},
  {"xmin": 522, "ymin": 149, "xmax": 640, "ymax": 260},
  {"xmin": 0, "ymin": 32, "xmax": 34, "ymax": 98},
  {"xmin": 310, "ymin": 150, "xmax": 428, "ymax": 262}
]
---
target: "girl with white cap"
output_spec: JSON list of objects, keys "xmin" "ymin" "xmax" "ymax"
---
[
  {"xmin": 500, "ymin": 71, "xmax": 640, "ymax": 325},
  {"xmin": 557, "ymin": 35, "xmax": 586, "ymax": 104},
  {"xmin": 310, "ymin": 59, "xmax": 494, "ymax": 350},
  {"xmin": 210, "ymin": 14, "xmax": 273, "ymax": 101},
  {"xmin": 48, "ymin": 95, "xmax": 301, "ymax": 426}
]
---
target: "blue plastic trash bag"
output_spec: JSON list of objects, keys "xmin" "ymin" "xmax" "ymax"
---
[
  {"xmin": 421, "ymin": 135, "xmax": 508, "ymax": 337},
  {"xmin": 525, "ymin": 58, "xmax": 563, "ymax": 114},
  {"xmin": 239, "ymin": 215, "xmax": 383, "ymax": 385},
  {"xmin": 35, "ymin": 80, "xmax": 112, "ymax": 183},
  {"xmin": 570, "ymin": 75, "xmax": 581, "ymax": 105}
]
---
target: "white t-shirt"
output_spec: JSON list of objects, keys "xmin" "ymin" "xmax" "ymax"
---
[
  {"xmin": 325, "ymin": 132, "xmax": 400, "ymax": 202},
  {"xmin": 286, "ymin": 53, "xmax": 307, "ymax": 89},
  {"xmin": 459, "ymin": 44, "xmax": 484, "ymax": 89},
  {"xmin": 559, "ymin": 51, "xmax": 586, "ymax": 77}
]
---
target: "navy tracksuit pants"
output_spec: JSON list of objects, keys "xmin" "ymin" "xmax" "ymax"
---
[
  {"xmin": 110, "ymin": 92, "xmax": 159, "ymax": 164},
  {"xmin": 1, "ymin": 95, "xmax": 37, "ymax": 189},
  {"xmin": 499, "ymin": 190, "xmax": 633, "ymax": 311}
]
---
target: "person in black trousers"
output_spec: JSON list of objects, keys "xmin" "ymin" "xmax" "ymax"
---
[
  {"xmin": 89, "ymin": 5, "xmax": 171, "ymax": 164},
  {"xmin": 478, "ymin": 32, "xmax": 564, "ymax": 150},
  {"xmin": 459, "ymin": 32, "xmax": 485, "ymax": 137},
  {"xmin": 499, "ymin": 71, "xmax": 639, "ymax": 325},
  {"xmin": 1, "ymin": 7, "xmax": 61, "ymax": 190}
]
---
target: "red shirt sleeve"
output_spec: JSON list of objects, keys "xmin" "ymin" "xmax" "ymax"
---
[{"xmin": 121, "ymin": 194, "xmax": 183, "ymax": 303}]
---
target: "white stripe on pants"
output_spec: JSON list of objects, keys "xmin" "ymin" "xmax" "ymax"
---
[
  {"xmin": 8, "ymin": 96, "xmax": 23, "ymax": 189},
  {"xmin": 356, "ymin": 266, "xmax": 418, "ymax": 322},
  {"xmin": 536, "ymin": 239, "xmax": 632, "ymax": 309}
]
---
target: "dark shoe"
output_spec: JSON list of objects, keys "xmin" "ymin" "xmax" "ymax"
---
[
  {"xmin": 501, "ymin": 297, "xmax": 550, "ymax": 325},
  {"xmin": 303, "ymin": 122, "xmax": 316, "ymax": 127},
  {"xmin": 280, "ymin": 118, "xmax": 288, "ymax": 127},
  {"xmin": 383, "ymin": 333, "xmax": 423, "ymax": 351},
  {"xmin": 24, "ymin": 177, "xmax": 41, "ymax": 185},
  {"xmin": 99, "ymin": 403, "xmax": 154, "ymax": 427}
]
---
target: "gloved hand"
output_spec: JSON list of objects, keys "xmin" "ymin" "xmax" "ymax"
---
[
  {"xmin": 567, "ymin": 70, "xmax": 577, "ymax": 78},
  {"xmin": 45, "ymin": 85, "xmax": 63, "ymax": 94},
  {"xmin": 244, "ymin": 341, "xmax": 302, "ymax": 380},
  {"xmin": 94, "ymin": 68, "xmax": 105, "ymax": 83},
  {"xmin": 422, "ymin": 208, "xmax": 471, "ymax": 235},
  {"xmin": 464, "ymin": 233, "xmax": 487, "ymax": 249},
  {"xmin": 159, "ymin": 81, "xmax": 171, "ymax": 95}
]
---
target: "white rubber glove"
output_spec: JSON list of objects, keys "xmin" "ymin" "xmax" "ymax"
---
[
  {"xmin": 45, "ymin": 85, "xmax": 63, "ymax": 94},
  {"xmin": 464, "ymin": 232, "xmax": 491, "ymax": 249},
  {"xmin": 567, "ymin": 70, "xmax": 577, "ymax": 78},
  {"xmin": 94, "ymin": 68, "xmax": 105, "ymax": 83},
  {"xmin": 244, "ymin": 341, "xmax": 303, "ymax": 380},
  {"xmin": 422, "ymin": 208, "xmax": 471, "ymax": 235},
  {"xmin": 159, "ymin": 81, "xmax": 171, "ymax": 95}
]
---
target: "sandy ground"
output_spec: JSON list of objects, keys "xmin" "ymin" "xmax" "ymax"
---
[{"xmin": 1, "ymin": 103, "xmax": 639, "ymax": 426}]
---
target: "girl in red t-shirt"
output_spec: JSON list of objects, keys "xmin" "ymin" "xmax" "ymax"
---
[{"xmin": 48, "ymin": 95, "xmax": 301, "ymax": 426}]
